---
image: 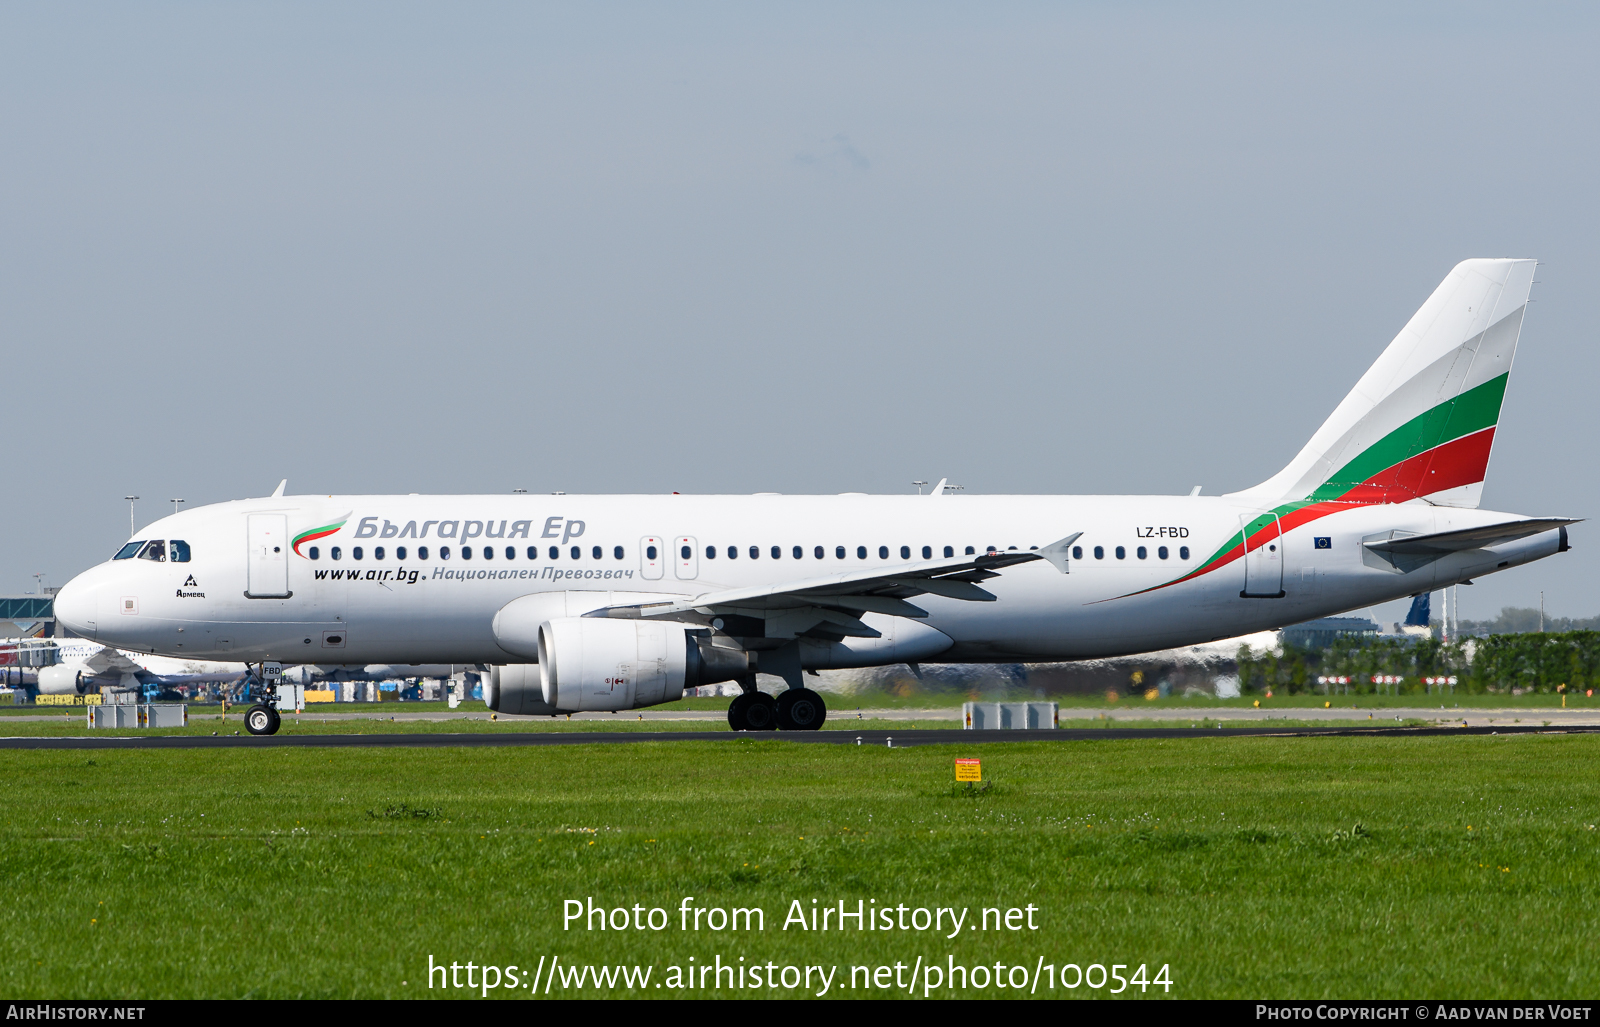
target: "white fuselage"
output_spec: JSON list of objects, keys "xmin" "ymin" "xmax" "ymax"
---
[{"xmin": 52, "ymin": 493, "xmax": 1561, "ymax": 669}]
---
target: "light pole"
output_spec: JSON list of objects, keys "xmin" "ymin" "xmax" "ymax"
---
[
  {"xmin": 171, "ymin": 499, "xmax": 185, "ymax": 518},
  {"xmin": 124, "ymin": 496, "xmax": 139, "ymax": 537},
  {"xmin": 912, "ymin": 481, "xmax": 928, "ymax": 495}
]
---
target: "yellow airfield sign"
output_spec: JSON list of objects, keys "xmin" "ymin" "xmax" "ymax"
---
[{"xmin": 954, "ymin": 758, "xmax": 981, "ymax": 782}]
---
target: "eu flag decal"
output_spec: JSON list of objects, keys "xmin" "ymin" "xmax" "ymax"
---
[{"xmin": 1313, "ymin": 537, "xmax": 1332, "ymax": 549}]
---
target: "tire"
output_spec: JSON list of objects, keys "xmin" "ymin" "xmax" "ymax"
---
[
  {"xmin": 244, "ymin": 704, "xmax": 281, "ymax": 736},
  {"xmin": 727, "ymin": 691, "xmax": 778, "ymax": 731},
  {"xmin": 776, "ymin": 688, "xmax": 827, "ymax": 731}
]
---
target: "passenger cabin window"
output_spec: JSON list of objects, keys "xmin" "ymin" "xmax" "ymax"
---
[
  {"xmin": 706, "ymin": 546, "xmax": 717, "ymax": 559},
  {"xmin": 815, "ymin": 546, "xmax": 824, "ymax": 559},
  {"xmin": 418, "ymin": 546, "xmax": 429, "ymax": 560},
  {"xmin": 354, "ymin": 547, "xmax": 364, "ymax": 560},
  {"xmin": 331, "ymin": 546, "xmax": 342, "ymax": 560},
  {"xmin": 169, "ymin": 540, "xmax": 191, "ymax": 562},
  {"xmin": 461, "ymin": 546, "xmax": 472, "ymax": 560},
  {"xmin": 681, "ymin": 545, "xmax": 692, "ymax": 560},
  {"xmin": 1115, "ymin": 546, "xmax": 1126, "ymax": 559},
  {"xmin": 965, "ymin": 546, "xmax": 975, "ymax": 555},
  {"xmin": 750, "ymin": 546, "xmax": 760, "ymax": 559},
  {"xmin": 727, "ymin": 546, "xmax": 738, "ymax": 560},
  {"xmin": 1158, "ymin": 546, "xmax": 1168, "ymax": 559},
  {"xmin": 835, "ymin": 546, "xmax": 845, "ymax": 559},
  {"xmin": 614, "ymin": 546, "xmax": 624, "ymax": 560},
  {"xmin": 920, "ymin": 546, "xmax": 930, "ymax": 559},
  {"xmin": 114, "ymin": 541, "xmax": 145, "ymax": 560},
  {"xmin": 1136, "ymin": 546, "xmax": 1147, "ymax": 559},
  {"xmin": 773, "ymin": 546, "xmax": 782, "ymax": 559},
  {"xmin": 375, "ymin": 546, "xmax": 385, "ymax": 560},
  {"xmin": 880, "ymin": 546, "xmax": 890, "ymax": 559},
  {"xmin": 440, "ymin": 546, "xmax": 452, "ymax": 559},
  {"xmin": 1094, "ymin": 546, "xmax": 1104, "ymax": 559},
  {"xmin": 397, "ymin": 547, "xmax": 408, "ymax": 560},
  {"xmin": 1180, "ymin": 546, "xmax": 1190, "ymax": 560},
  {"xmin": 943, "ymin": 546, "xmax": 953, "ymax": 558},
  {"xmin": 646, "ymin": 545, "xmax": 658, "ymax": 560},
  {"xmin": 593, "ymin": 546, "xmax": 602, "ymax": 560},
  {"xmin": 527, "ymin": 546, "xmax": 538, "ymax": 559},
  {"xmin": 481, "ymin": 546, "xmax": 492, "ymax": 560},
  {"xmin": 309, "ymin": 546, "xmax": 320, "ymax": 560},
  {"xmin": 1072, "ymin": 546, "xmax": 1083, "ymax": 560},
  {"xmin": 138, "ymin": 540, "xmax": 166, "ymax": 562},
  {"xmin": 570, "ymin": 546, "xmax": 581, "ymax": 559},
  {"xmin": 550, "ymin": 546, "xmax": 560, "ymax": 559},
  {"xmin": 901, "ymin": 546, "xmax": 911, "ymax": 559},
  {"xmin": 856, "ymin": 546, "xmax": 868, "ymax": 559}
]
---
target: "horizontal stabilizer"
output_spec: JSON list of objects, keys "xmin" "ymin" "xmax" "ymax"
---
[{"xmin": 1364, "ymin": 518, "xmax": 1578, "ymax": 556}]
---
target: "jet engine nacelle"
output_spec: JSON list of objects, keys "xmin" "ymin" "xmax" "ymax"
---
[
  {"xmin": 37, "ymin": 665, "xmax": 86, "ymax": 695},
  {"xmin": 542, "ymin": 618, "xmax": 688, "ymax": 712},
  {"xmin": 485, "ymin": 618, "xmax": 750, "ymax": 714},
  {"xmin": 484, "ymin": 664, "xmax": 560, "ymax": 717}
]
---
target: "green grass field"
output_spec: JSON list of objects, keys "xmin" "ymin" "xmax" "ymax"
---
[{"xmin": 3, "ymin": 732, "xmax": 1597, "ymax": 999}]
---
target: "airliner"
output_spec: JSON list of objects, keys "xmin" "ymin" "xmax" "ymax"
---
[{"xmin": 53, "ymin": 259, "xmax": 1574, "ymax": 735}]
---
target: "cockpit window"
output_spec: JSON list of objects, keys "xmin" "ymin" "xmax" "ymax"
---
[
  {"xmin": 138, "ymin": 540, "xmax": 166, "ymax": 562},
  {"xmin": 169, "ymin": 540, "xmax": 191, "ymax": 562},
  {"xmin": 114, "ymin": 542, "xmax": 145, "ymax": 560}
]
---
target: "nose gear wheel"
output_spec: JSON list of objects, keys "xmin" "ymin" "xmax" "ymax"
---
[{"xmin": 244, "ymin": 704, "xmax": 281, "ymax": 736}]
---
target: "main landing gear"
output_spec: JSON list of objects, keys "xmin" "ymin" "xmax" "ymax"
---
[{"xmin": 727, "ymin": 687, "xmax": 827, "ymax": 731}]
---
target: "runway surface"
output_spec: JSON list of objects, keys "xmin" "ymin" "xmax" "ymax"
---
[{"xmin": 1, "ymin": 724, "xmax": 1592, "ymax": 750}]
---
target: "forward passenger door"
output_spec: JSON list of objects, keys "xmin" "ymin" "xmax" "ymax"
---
[{"xmin": 246, "ymin": 514, "xmax": 291, "ymax": 598}]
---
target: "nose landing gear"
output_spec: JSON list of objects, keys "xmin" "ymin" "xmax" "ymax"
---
[
  {"xmin": 239, "ymin": 661, "xmax": 286, "ymax": 735},
  {"xmin": 244, "ymin": 703, "xmax": 281, "ymax": 736}
]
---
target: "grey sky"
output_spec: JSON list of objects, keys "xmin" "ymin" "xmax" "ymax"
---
[{"xmin": 3, "ymin": 2, "xmax": 1596, "ymax": 623}]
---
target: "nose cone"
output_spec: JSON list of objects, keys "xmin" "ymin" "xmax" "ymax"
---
[{"xmin": 52, "ymin": 573, "xmax": 100, "ymax": 640}]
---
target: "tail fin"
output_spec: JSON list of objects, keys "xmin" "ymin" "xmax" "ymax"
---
[{"xmin": 1231, "ymin": 258, "xmax": 1535, "ymax": 511}]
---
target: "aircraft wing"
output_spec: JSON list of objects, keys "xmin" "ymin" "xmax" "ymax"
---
[
  {"xmin": 77, "ymin": 646, "xmax": 145, "ymax": 676},
  {"xmin": 1364, "ymin": 518, "xmax": 1578, "ymax": 556},
  {"xmin": 592, "ymin": 533, "xmax": 1080, "ymax": 638}
]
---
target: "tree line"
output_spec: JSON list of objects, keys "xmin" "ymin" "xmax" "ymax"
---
[{"xmin": 1236, "ymin": 630, "xmax": 1600, "ymax": 696}]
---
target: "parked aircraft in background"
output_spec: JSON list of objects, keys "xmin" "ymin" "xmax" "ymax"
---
[
  {"xmin": 53, "ymin": 259, "xmax": 1574, "ymax": 734},
  {"xmin": 280, "ymin": 663, "xmax": 467, "ymax": 685},
  {"xmin": 0, "ymin": 638, "xmax": 248, "ymax": 696}
]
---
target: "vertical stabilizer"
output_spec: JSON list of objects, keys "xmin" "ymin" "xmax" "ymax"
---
[{"xmin": 1230, "ymin": 258, "xmax": 1535, "ymax": 511}]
